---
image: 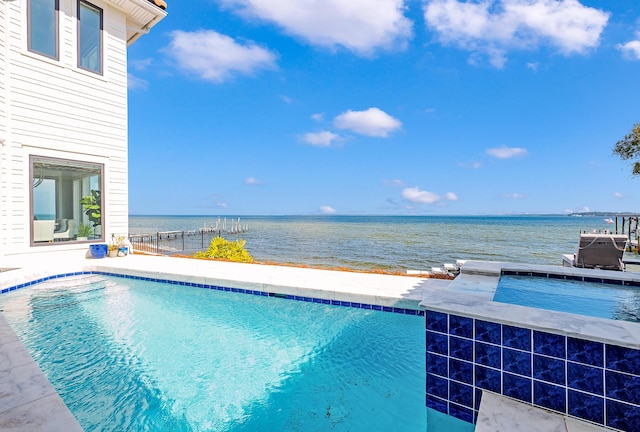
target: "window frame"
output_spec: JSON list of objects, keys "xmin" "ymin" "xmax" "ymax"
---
[
  {"xmin": 77, "ymin": 0, "xmax": 104, "ymax": 75},
  {"xmin": 27, "ymin": 0, "xmax": 60, "ymax": 60},
  {"xmin": 30, "ymin": 155, "xmax": 105, "ymax": 246}
]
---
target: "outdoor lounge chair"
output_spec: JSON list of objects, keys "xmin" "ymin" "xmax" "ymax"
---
[
  {"xmin": 562, "ymin": 233, "xmax": 628, "ymax": 271},
  {"xmin": 33, "ymin": 220, "xmax": 55, "ymax": 243},
  {"xmin": 53, "ymin": 219, "xmax": 74, "ymax": 241}
]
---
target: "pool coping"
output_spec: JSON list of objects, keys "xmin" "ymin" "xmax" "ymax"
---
[
  {"xmin": 433, "ymin": 260, "xmax": 640, "ymax": 349},
  {"xmin": 0, "ymin": 252, "xmax": 632, "ymax": 431}
]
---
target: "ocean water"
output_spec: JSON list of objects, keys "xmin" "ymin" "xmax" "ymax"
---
[{"xmin": 129, "ymin": 215, "xmax": 621, "ymax": 271}]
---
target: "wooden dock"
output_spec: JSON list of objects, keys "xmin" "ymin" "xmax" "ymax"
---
[{"xmin": 129, "ymin": 218, "xmax": 249, "ymax": 255}]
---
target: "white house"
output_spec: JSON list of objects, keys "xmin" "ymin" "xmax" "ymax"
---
[{"xmin": 0, "ymin": 0, "xmax": 166, "ymax": 257}]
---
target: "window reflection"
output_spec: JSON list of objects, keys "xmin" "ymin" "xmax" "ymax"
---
[{"xmin": 31, "ymin": 157, "xmax": 103, "ymax": 244}]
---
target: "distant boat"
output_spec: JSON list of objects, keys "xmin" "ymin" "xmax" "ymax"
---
[{"xmin": 604, "ymin": 218, "xmax": 614, "ymax": 224}]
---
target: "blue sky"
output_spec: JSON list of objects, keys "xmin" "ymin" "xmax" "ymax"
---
[{"xmin": 126, "ymin": 0, "xmax": 640, "ymax": 216}]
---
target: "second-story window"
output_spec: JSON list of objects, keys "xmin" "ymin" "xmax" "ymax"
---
[
  {"xmin": 78, "ymin": 1, "xmax": 103, "ymax": 74},
  {"xmin": 28, "ymin": 0, "xmax": 59, "ymax": 59}
]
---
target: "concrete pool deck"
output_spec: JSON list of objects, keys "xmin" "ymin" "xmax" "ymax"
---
[{"xmin": 0, "ymin": 251, "xmax": 630, "ymax": 431}]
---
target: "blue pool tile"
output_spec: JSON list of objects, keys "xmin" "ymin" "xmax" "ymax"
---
[
  {"xmin": 503, "ymin": 325, "xmax": 531, "ymax": 351},
  {"xmin": 406, "ymin": 309, "xmax": 417, "ymax": 315},
  {"xmin": 450, "ymin": 336, "xmax": 473, "ymax": 362},
  {"xmin": 340, "ymin": 301, "xmax": 351, "ymax": 307},
  {"xmin": 450, "ymin": 381, "xmax": 474, "ymax": 408},
  {"xmin": 475, "ymin": 320, "xmax": 501, "ymax": 345},
  {"xmin": 606, "ymin": 399, "xmax": 640, "ymax": 432},
  {"xmin": 606, "ymin": 345, "xmax": 640, "ymax": 375},
  {"xmin": 475, "ymin": 365, "xmax": 501, "ymax": 393},
  {"xmin": 449, "ymin": 403, "xmax": 474, "ymax": 424},
  {"xmin": 567, "ymin": 337, "xmax": 603, "ymax": 367},
  {"xmin": 427, "ymin": 373, "xmax": 449, "ymax": 399},
  {"xmin": 606, "ymin": 371, "xmax": 640, "ymax": 405},
  {"xmin": 372, "ymin": 305, "xmax": 382, "ymax": 311},
  {"xmin": 533, "ymin": 331, "xmax": 565, "ymax": 359},
  {"xmin": 449, "ymin": 315, "xmax": 473, "ymax": 339},
  {"xmin": 426, "ymin": 352, "xmax": 448, "ymax": 377},
  {"xmin": 449, "ymin": 358, "xmax": 473, "ymax": 384},
  {"xmin": 533, "ymin": 355, "xmax": 566, "ymax": 385},
  {"xmin": 568, "ymin": 390, "xmax": 603, "ymax": 425},
  {"xmin": 392, "ymin": 307, "xmax": 405, "ymax": 314},
  {"xmin": 312, "ymin": 298, "xmax": 322, "ymax": 303},
  {"xmin": 475, "ymin": 342, "xmax": 501, "ymax": 369},
  {"xmin": 584, "ymin": 276, "xmax": 604, "ymax": 284},
  {"xmin": 503, "ymin": 348, "xmax": 532, "ymax": 377},
  {"xmin": 503, "ymin": 373, "xmax": 532, "ymax": 403},
  {"xmin": 426, "ymin": 331, "xmax": 449, "ymax": 356},
  {"xmin": 426, "ymin": 395, "xmax": 448, "ymax": 415},
  {"xmin": 534, "ymin": 380, "xmax": 566, "ymax": 413},
  {"xmin": 567, "ymin": 363, "xmax": 603, "ymax": 395},
  {"xmin": 381, "ymin": 306, "xmax": 392, "ymax": 312}
]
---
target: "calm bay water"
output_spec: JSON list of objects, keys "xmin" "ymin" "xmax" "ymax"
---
[{"xmin": 129, "ymin": 215, "xmax": 617, "ymax": 271}]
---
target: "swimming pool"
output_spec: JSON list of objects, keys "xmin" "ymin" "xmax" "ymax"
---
[
  {"xmin": 494, "ymin": 274, "xmax": 640, "ymax": 322},
  {"xmin": 0, "ymin": 274, "xmax": 473, "ymax": 431}
]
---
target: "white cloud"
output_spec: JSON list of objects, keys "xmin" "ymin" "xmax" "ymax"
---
[
  {"xmin": 220, "ymin": 0, "xmax": 413, "ymax": 56},
  {"xmin": 423, "ymin": 0, "xmax": 609, "ymax": 68},
  {"xmin": 127, "ymin": 74, "xmax": 148, "ymax": 90},
  {"xmin": 618, "ymin": 39, "xmax": 640, "ymax": 60},
  {"xmin": 402, "ymin": 186, "xmax": 440, "ymax": 204},
  {"xmin": 334, "ymin": 107, "xmax": 402, "ymax": 137},
  {"xmin": 526, "ymin": 62, "xmax": 540, "ymax": 71},
  {"xmin": 130, "ymin": 58, "xmax": 153, "ymax": 71},
  {"xmin": 302, "ymin": 130, "xmax": 340, "ymax": 147},
  {"xmin": 245, "ymin": 177, "xmax": 262, "ymax": 185},
  {"xmin": 503, "ymin": 192, "xmax": 526, "ymax": 199},
  {"xmin": 217, "ymin": 201, "xmax": 228, "ymax": 208},
  {"xmin": 445, "ymin": 192, "xmax": 458, "ymax": 201},
  {"xmin": 165, "ymin": 30, "xmax": 277, "ymax": 83},
  {"xmin": 486, "ymin": 146, "xmax": 528, "ymax": 159},
  {"xmin": 384, "ymin": 179, "xmax": 405, "ymax": 187},
  {"xmin": 280, "ymin": 95, "xmax": 293, "ymax": 104},
  {"xmin": 311, "ymin": 113, "xmax": 324, "ymax": 122},
  {"xmin": 613, "ymin": 192, "xmax": 623, "ymax": 198},
  {"xmin": 320, "ymin": 205, "xmax": 337, "ymax": 214}
]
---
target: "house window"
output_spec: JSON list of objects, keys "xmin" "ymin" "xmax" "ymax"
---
[
  {"xmin": 28, "ymin": 0, "xmax": 59, "ymax": 59},
  {"xmin": 78, "ymin": 1, "xmax": 103, "ymax": 74},
  {"xmin": 30, "ymin": 156, "xmax": 104, "ymax": 245}
]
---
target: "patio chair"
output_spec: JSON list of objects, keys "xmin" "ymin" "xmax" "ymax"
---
[
  {"xmin": 33, "ymin": 220, "xmax": 55, "ymax": 243},
  {"xmin": 53, "ymin": 219, "xmax": 75, "ymax": 241},
  {"xmin": 563, "ymin": 233, "xmax": 628, "ymax": 271}
]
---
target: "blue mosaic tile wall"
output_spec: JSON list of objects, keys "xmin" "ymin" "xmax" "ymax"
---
[{"xmin": 425, "ymin": 310, "xmax": 640, "ymax": 431}]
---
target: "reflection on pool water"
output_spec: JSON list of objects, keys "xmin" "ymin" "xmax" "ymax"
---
[
  {"xmin": 0, "ymin": 274, "xmax": 473, "ymax": 431},
  {"xmin": 494, "ymin": 275, "xmax": 640, "ymax": 322}
]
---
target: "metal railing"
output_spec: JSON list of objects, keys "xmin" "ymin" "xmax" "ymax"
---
[{"xmin": 128, "ymin": 218, "xmax": 249, "ymax": 255}]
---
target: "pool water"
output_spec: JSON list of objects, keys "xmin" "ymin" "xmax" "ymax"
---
[
  {"xmin": 0, "ymin": 275, "xmax": 473, "ymax": 431},
  {"xmin": 494, "ymin": 275, "xmax": 640, "ymax": 322}
]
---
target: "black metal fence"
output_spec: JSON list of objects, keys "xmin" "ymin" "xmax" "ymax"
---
[{"xmin": 129, "ymin": 229, "xmax": 243, "ymax": 255}]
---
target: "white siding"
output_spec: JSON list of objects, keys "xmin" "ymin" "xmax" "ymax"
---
[{"xmin": 0, "ymin": 0, "xmax": 164, "ymax": 256}]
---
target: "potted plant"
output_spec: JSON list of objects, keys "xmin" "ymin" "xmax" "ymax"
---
[
  {"xmin": 76, "ymin": 223, "xmax": 93, "ymax": 241},
  {"xmin": 108, "ymin": 243, "xmax": 119, "ymax": 257},
  {"xmin": 80, "ymin": 190, "xmax": 101, "ymax": 228}
]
